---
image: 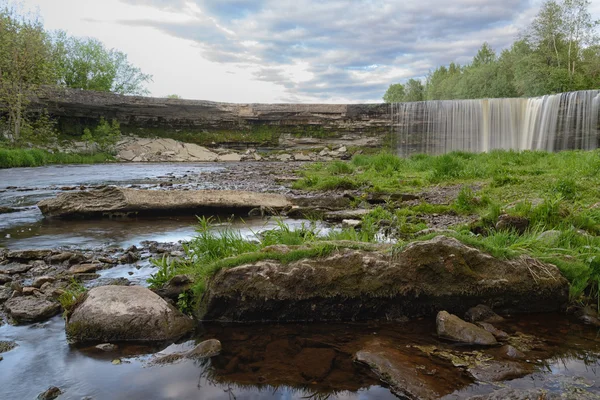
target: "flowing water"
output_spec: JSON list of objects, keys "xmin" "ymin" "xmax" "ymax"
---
[
  {"xmin": 392, "ymin": 89, "xmax": 600, "ymax": 156},
  {"xmin": 2, "ymin": 163, "xmax": 600, "ymax": 399}
]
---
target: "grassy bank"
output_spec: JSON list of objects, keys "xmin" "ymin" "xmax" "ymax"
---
[
  {"xmin": 149, "ymin": 149, "xmax": 599, "ymax": 313},
  {"xmin": 0, "ymin": 147, "xmax": 114, "ymax": 168}
]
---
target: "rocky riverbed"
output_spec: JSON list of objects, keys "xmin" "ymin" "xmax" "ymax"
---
[{"xmin": 2, "ymin": 162, "xmax": 600, "ymax": 399}]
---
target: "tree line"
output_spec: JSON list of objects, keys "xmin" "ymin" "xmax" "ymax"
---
[
  {"xmin": 383, "ymin": 0, "xmax": 600, "ymax": 103},
  {"xmin": 0, "ymin": 2, "xmax": 151, "ymax": 144}
]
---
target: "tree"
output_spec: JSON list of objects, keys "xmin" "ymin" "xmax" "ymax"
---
[
  {"xmin": 403, "ymin": 79, "xmax": 424, "ymax": 102},
  {"xmin": 55, "ymin": 36, "xmax": 152, "ymax": 95},
  {"xmin": 0, "ymin": 5, "xmax": 56, "ymax": 142},
  {"xmin": 383, "ymin": 83, "xmax": 405, "ymax": 103}
]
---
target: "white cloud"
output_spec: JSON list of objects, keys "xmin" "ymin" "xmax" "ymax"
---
[{"xmin": 17, "ymin": 0, "xmax": 600, "ymax": 103}]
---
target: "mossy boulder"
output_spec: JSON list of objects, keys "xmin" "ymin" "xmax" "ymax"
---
[
  {"xmin": 199, "ymin": 236, "xmax": 568, "ymax": 322},
  {"xmin": 66, "ymin": 285, "xmax": 194, "ymax": 344}
]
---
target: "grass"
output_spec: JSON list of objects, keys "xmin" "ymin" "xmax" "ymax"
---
[
  {"xmin": 292, "ymin": 149, "xmax": 600, "ymax": 303},
  {"xmin": 147, "ymin": 216, "xmax": 381, "ymax": 312},
  {"xmin": 0, "ymin": 147, "xmax": 114, "ymax": 168},
  {"xmin": 58, "ymin": 280, "xmax": 87, "ymax": 319}
]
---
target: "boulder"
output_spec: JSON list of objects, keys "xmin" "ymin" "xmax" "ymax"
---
[
  {"xmin": 186, "ymin": 339, "xmax": 222, "ymax": 358},
  {"xmin": 68, "ymin": 264, "xmax": 100, "ymax": 274},
  {"xmin": 436, "ymin": 311, "xmax": 497, "ymax": 345},
  {"xmin": 323, "ymin": 209, "xmax": 371, "ymax": 222},
  {"xmin": 199, "ymin": 236, "xmax": 569, "ymax": 322},
  {"xmin": 477, "ymin": 322, "xmax": 509, "ymax": 341},
  {"xmin": 0, "ymin": 286, "xmax": 13, "ymax": 303},
  {"xmin": 38, "ymin": 187, "xmax": 292, "ymax": 219},
  {"xmin": 4, "ymin": 296, "xmax": 61, "ymax": 323},
  {"xmin": 464, "ymin": 305, "xmax": 504, "ymax": 323},
  {"xmin": 66, "ymin": 285, "xmax": 195, "ymax": 344},
  {"xmin": 217, "ymin": 153, "xmax": 242, "ymax": 162}
]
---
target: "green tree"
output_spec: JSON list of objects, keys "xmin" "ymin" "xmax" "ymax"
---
[
  {"xmin": 403, "ymin": 79, "xmax": 424, "ymax": 102},
  {"xmin": 382, "ymin": 83, "xmax": 405, "ymax": 103},
  {"xmin": 0, "ymin": 4, "xmax": 56, "ymax": 142},
  {"xmin": 55, "ymin": 35, "xmax": 152, "ymax": 95}
]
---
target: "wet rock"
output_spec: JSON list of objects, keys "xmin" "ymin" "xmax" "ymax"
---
[
  {"xmin": 186, "ymin": 339, "xmax": 222, "ymax": 359},
  {"xmin": 294, "ymin": 347, "xmax": 336, "ymax": 381},
  {"xmin": 0, "ymin": 340, "xmax": 17, "ymax": 353},
  {"xmin": 356, "ymin": 339, "xmax": 457, "ymax": 399},
  {"xmin": 152, "ymin": 274, "xmax": 192, "ymax": 301},
  {"xmin": 37, "ymin": 386, "xmax": 62, "ymax": 400},
  {"xmin": 72, "ymin": 273, "xmax": 101, "ymax": 281},
  {"xmin": 468, "ymin": 360, "xmax": 533, "ymax": 382},
  {"xmin": 68, "ymin": 264, "xmax": 100, "ymax": 274},
  {"xmin": 476, "ymin": 322, "xmax": 509, "ymax": 341},
  {"xmin": 66, "ymin": 285, "xmax": 195, "ymax": 344},
  {"xmin": 464, "ymin": 305, "xmax": 504, "ymax": 323},
  {"xmin": 436, "ymin": 311, "xmax": 497, "ymax": 345},
  {"xmin": 495, "ymin": 214, "xmax": 529, "ymax": 234},
  {"xmin": 119, "ymin": 252, "xmax": 140, "ymax": 264},
  {"xmin": 0, "ymin": 206, "xmax": 17, "ymax": 214},
  {"xmin": 0, "ymin": 274, "xmax": 12, "ymax": 284},
  {"xmin": 0, "ymin": 286, "xmax": 13, "ymax": 303},
  {"xmin": 323, "ymin": 209, "xmax": 371, "ymax": 222},
  {"xmin": 4, "ymin": 296, "xmax": 61, "ymax": 323},
  {"xmin": 95, "ymin": 343, "xmax": 118, "ymax": 352},
  {"xmin": 32, "ymin": 276, "xmax": 55, "ymax": 288},
  {"xmin": 39, "ymin": 187, "xmax": 292, "ymax": 219},
  {"xmin": 575, "ymin": 306, "xmax": 600, "ymax": 327},
  {"xmin": 499, "ymin": 345, "xmax": 525, "ymax": 359},
  {"xmin": 200, "ymin": 236, "xmax": 569, "ymax": 322},
  {"xmin": 0, "ymin": 263, "xmax": 33, "ymax": 274},
  {"xmin": 6, "ymin": 249, "xmax": 52, "ymax": 261},
  {"xmin": 50, "ymin": 252, "xmax": 75, "ymax": 263}
]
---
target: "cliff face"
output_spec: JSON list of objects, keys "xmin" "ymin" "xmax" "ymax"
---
[{"xmin": 30, "ymin": 87, "xmax": 391, "ymax": 148}]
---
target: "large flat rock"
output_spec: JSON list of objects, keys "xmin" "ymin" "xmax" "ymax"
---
[
  {"xmin": 38, "ymin": 187, "xmax": 292, "ymax": 218},
  {"xmin": 199, "ymin": 236, "xmax": 569, "ymax": 322}
]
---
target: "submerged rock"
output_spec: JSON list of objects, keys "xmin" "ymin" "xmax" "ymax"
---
[
  {"xmin": 66, "ymin": 285, "xmax": 195, "ymax": 344},
  {"xmin": 4, "ymin": 296, "xmax": 61, "ymax": 323},
  {"xmin": 355, "ymin": 339, "xmax": 460, "ymax": 400},
  {"xmin": 186, "ymin": 339, "xmax": 222, "ymax": 359},
  {"xmin": 436, "ymin": 311, "xmax": 497, "ymax": 346},
  {"xmin": 38, "ymin": 187, "xmax": 292, "ymax": 219},
  {"xmin": 464, "ymin": 305, "xmax": 504, "ymax": 323},
  {"xmin": 0, "ymin": 340, "xmax": 17, "ymax": 353},
  {"xmin": 37, "ymin": 386, "xmax": 62, "ymax": 400},
  {"xmin": 199, "ymin": 236, "xmax": 569, "ymax": 322}
]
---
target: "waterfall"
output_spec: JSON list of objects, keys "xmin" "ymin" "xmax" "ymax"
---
[{"xmin": 391, "ymin": 90, "xmax": 600, "ymax": 156}]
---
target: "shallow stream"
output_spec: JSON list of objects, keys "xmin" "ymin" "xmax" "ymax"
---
[{"xmin": 1, "ymin": 163, "xmax": 600, "ymax": 399}]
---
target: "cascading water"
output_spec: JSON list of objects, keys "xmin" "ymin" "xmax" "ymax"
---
[{"xmin": 391, "ymin": 90, "xmax": 600, "ymax": 156}]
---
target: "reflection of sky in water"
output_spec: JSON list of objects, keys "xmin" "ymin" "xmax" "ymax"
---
[
  {"xmin": 0, "ymin": 163, "xmax": 224, "ymax": 188},
  {"xmin": 0, "ymin": 316, "xmax": 394, "ymax": 400},
  {"xmin": 0, "ymin": 217, "xmax": 329, "ymax": 250}
]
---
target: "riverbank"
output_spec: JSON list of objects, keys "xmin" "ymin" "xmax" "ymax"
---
[
  {"xmin": 1, "ymin": 151, "xmax": 599, "ymax": 399},
  {"xmin": 0, "ymin": 146, "xmax": 114, "ymax": 169}
]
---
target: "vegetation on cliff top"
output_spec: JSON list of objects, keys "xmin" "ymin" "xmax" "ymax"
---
[
  {"xmin": 0, "ymin": 1, "xmax": 151, "ymax": 145},
  {"xmin": 383, "ymin": 0, "xmax": 600, "ymax": 102}
]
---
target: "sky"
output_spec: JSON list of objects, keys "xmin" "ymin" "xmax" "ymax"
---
[{"xmin": 16, "ymin": 0, "xmax": 600, "ymax": 104}]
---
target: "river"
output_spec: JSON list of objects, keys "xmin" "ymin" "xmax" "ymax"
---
[{"xmin": 1, "ymin": 163, "xmax": 600, "ymax": 399}]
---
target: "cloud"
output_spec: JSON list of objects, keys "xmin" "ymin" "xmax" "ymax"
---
[{"xmin": 118, "ymin": 0, "xmax": 537, "ymax": 102}]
